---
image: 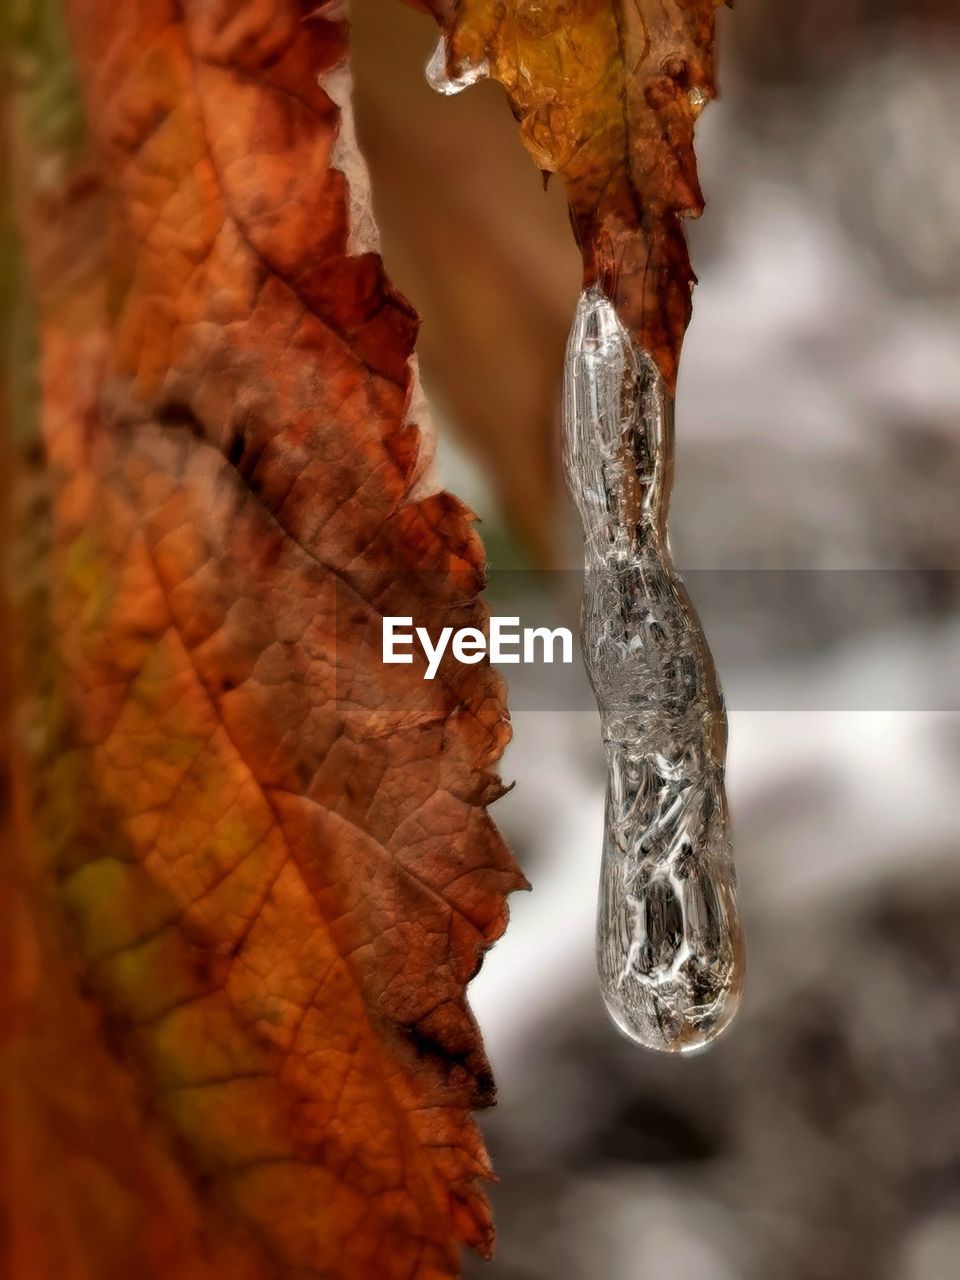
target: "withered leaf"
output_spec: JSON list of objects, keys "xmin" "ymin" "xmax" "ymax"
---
[
  {"xmin": 3, "ymin": 1, "xmax": 524, "ymax": 1277},
  {"xmin": 421, "ymin": 0, "xmax": 727, "ymax": 387}
]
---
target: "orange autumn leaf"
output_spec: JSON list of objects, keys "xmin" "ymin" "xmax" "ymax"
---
[
  {"xmin": 420, "ymin": 0, "xmax": 726, "ymax": 387},
  {"xmin": 3, "ymin": 1, "xmax": 524, "ymax": 1277}
]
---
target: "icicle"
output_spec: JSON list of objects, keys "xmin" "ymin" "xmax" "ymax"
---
[
  {"xmin": 425, "ymin": 35, "xmax": 489, "ymax": 97},
  {"xmin": 562, "ymin": 286, "xmax": 745, "ymax": 1053}
]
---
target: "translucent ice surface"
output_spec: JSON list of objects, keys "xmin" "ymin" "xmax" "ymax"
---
[
  {"xmin": 562, "ymin": 287, "xmax": 745, "ymax": 1052},
  {"xmin": 425, "ymin": 35, "xmax": 489, "ymax": 96}
]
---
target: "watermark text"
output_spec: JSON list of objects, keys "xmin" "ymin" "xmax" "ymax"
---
[{"xmin": 382, "ymin": 616, "xmax": 573, "ymax": 679}]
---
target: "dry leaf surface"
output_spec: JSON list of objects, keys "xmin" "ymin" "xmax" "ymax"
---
[
  {"xmin": 3, "ymin": 2, "xmax": 523, "ymax": 1277},
  {"xmin": 421, "ymin": 0, "xmax": 726, "ymax": 387}
]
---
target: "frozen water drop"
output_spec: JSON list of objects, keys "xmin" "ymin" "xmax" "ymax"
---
[
  {"xmin": 562, "ymin": 287, "xmax": 745, "ymax": 1053},
  {"xmin": 688, "ymin": 85, "xmax": 709, "ymax": 117},
  {"xmin": 425, "ymin": 35, "xmax": 489, "ymax": 96}
]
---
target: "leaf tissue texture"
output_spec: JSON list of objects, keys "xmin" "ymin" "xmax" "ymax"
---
[
  {"xmin": 422, "ymin": 0, "xmax": 726, "ymax": 387},
  {"xmin": 3, "ymin": 2, "xmax": 524, "ymax": 1277}
]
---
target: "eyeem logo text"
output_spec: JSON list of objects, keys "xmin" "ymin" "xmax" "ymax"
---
[{"xmin": 383, "ymin": 617, "xmax": 574, "ymax": 680}]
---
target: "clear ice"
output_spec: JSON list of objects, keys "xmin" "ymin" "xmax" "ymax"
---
[
  {"xmin": 425, "ymin": 36, "xmax": 489, "ymax": 97},
  {"xmin": 563, "ymin": 287, "xmax": 745, "ymax": 1053}
]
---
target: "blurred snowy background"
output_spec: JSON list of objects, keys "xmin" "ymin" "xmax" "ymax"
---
[{"xmin": 354, "ymin": 1, "xmax": 960, "ymax": 1276}]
